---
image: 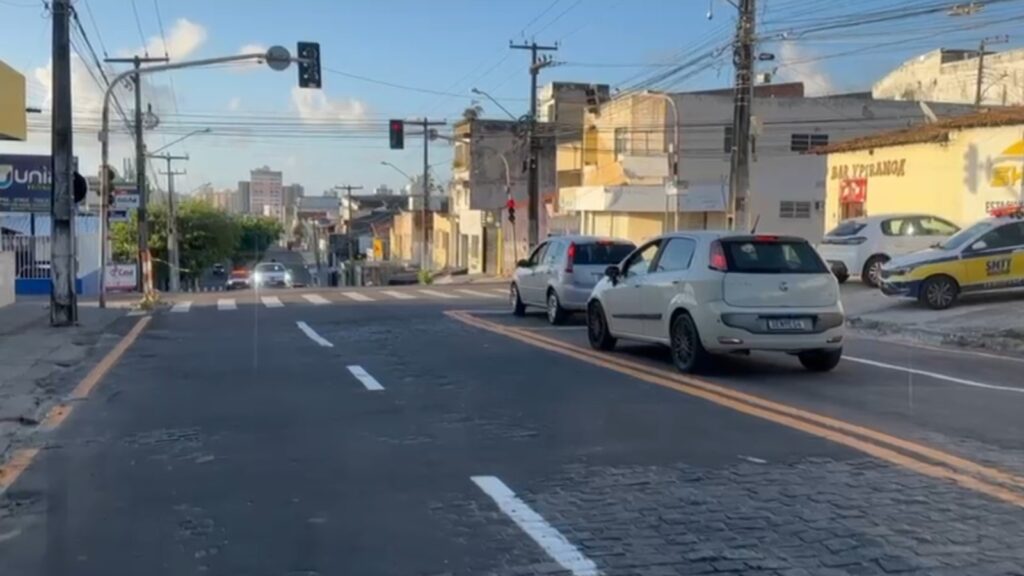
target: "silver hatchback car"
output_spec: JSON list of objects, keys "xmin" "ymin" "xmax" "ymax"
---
[{"xmin": 511, "ymin": 235, "xmax": 635, "ymax": 324}]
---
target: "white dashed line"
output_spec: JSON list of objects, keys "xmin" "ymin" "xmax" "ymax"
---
[
  {"xmin": 347, "ymin": 365, "xmax": 384, "ymax": 391},
  {"xmin": 456, "ymin": 289, "xmax": 500, "ymax": 298},
  {"xmin": 844, "ymin": 355, "xmax": 1024, "ymax": 394},
  {"xmin": 303, "ymin": 294, "xmax": 330, "ymax": 305},
  {"xmin": 170, "ymin": 301, "xmax": 192, "ymax": 313},
  {"xmin": 127, "ymin": 309, "xmax": 147, "ymax": 317},
  {"xmin": 381, "ymin": 290, "xmax": 415, "ymax": 300},
  {"xmin": 261, "ymin": 296, "xmax": 284, "ymax": 308},
  {"xmin": 339, "ymin": 292, "xmax": 374, "ymax": 302},
  {"xmin": 471, "ymin": 476, "xmax": 599, "ymax": 576},
  {"xmin": 296, "ymin": 321, "xmax": 333, "ymax": 347},
  {"xmin": 217, "ymin": 298, "xmax": 237, "ymax": 311},
  {"xmin": 418, "ymin": 289, "xmax": 457, "ymax": 299},
  {"xmin": 738, "ymin": 455, "xmax": 767, "ymax": 464}
]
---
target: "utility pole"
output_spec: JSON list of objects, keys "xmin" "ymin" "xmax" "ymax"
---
[
  {"xmin": 150, "ymin": 153, "xmax": 188, "ymax": 291},
  {"xmin": 105, "ymin": 54, "xmax": 168, "ymax": 293},
  {"xmin": 728, "ymin": 0, "xmax": 756, "ymax": 231},
  {"xmin": 511, "ymin": 40, "xmax": 557, "ymax": 247},
  {"xmin": 975, "ymin": 35, "xmax": 1009, "ymax": 108},
  {"xmin": 50, "ymin": 0, "xmax": 76, "ymax": 326},
  {"xmin": 335, "ymin": 184, "xmax": 364, "ymax": 279},
  {"xmin": 405, "ymin": 119, "xmax": 446, "ymax": 271}
]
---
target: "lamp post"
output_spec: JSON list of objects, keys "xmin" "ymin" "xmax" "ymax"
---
[
  {"xmin": 150, "ymin": 127, "xmax": 212, "ymax": 155},
  {"xmin": 471, "ymin": 87, "xmax": 518, "ymax": 121}
]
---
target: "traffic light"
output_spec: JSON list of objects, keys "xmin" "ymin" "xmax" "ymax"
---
[
  {"xmin": 506, "ymin": 198, "xmax": 516, "ymax": 223},
  {"xmin": 389, "ymin": 119, "xmax": 404, "ymax": 150},
  {"xmin": 297, "ymin": 41, "xmax": 321, "ymax": 89},
  {"xmin": 101, "ymin": 165, "xmax": 117, "ymax": 206},
  {"xmin": 73, "ymin": 171, "xmax": 87, "ymax": 204}
]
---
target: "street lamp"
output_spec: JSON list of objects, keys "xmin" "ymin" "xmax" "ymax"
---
[
  {"xmin": 380, "ymin": 160, "xmax": 414, "ymax": 183},
  {"xmin": 150, "ymin": 127, "xmax": 212, "ymax": 154},
  {"xmin": 642, "ymin": 90, "xmax": 681, "ymax": 232},
  {"xmin": 471, "ymin": 87, "xmax": 518, "ymax": 121}
]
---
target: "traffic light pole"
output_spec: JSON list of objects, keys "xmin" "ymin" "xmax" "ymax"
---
[
  {"xmin": 511, "ymin": 41, "xmax": 557, "ymax": 248},
  {"xmin": 50, "ymin": 0, "xmax": 76, "ymax": 326},
  {"xmin": 150, "ymin": 153, "xmax": 188, "ymax": 291}
]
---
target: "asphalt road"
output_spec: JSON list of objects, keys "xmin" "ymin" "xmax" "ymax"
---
[{"xmin": 3, "ymin": 284, "xmax": 1024, "ymax": 575}]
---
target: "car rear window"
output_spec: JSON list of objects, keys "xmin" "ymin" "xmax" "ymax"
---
[
  {"xmin": 572, "ymin": 242, "xmax": 635, "ymax": 265},
  {"xmin": 826, "ymin": 221, "xmax": 866, "ymax": 237},
  {"xmin": 722, "ymin": 239, "xmax": 829, "ymax": 274}
]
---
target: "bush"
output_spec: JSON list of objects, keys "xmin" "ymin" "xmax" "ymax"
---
[{"xmin": 417, "ymin": 269, "xmax": 433, "ymax": 285}]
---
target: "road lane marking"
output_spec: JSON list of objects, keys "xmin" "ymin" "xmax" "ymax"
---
[
  {"xmin": 382, "ymin": 290, "xmax": 415, "ymax": 300},
  {"xmin": 339, "ymin": 292, "xmax": 374, "ymax": 302},
  {"xmin": 0, "ymin": 449, "xmax": 40, "ymax": 496},
  {"xmin": 845, "ymin": 355, "xmax": 1024, "ymax": 394},
  {"xmin": 127, "ymin": 309, "xmax": 147, "ymax": 317},
  {"xmin": 738, "ymin": 455, "xmax": 767, "ymax": 464},
  {"xmin": 303, "ymin": 294, "xmax": 330, "ymax": 305},
  {"xmin": 70, "ymin": 316, "xmax": 151, "ymax": 400},
  {"xmin": 491, "ymin": 288, "xmax": 509, "ymax": 295},
  {"xmin": 418, "ymin": 289, "xmax": 457, "ymax": 299},
  {"xmin": 471, "ymin": 476, "xmax": 599, "ymax": 576},
  {"xmin": 261, "ymin": 296, "xmax": 284, "ymax": 308},
  {"xmin": 347, "ymin": 365, "xmax": 384, "ymax": 391},
  {"xmin": 456, "ymin": 289, "xmax": 501, "ymax": 298},
  {"xmin": 170, "ymin": 301, "xmax": 192, "ymax": 313},
  {"xmin": 297, "ymin": 321, "xmax": 333, "ymax": 347},
  {"xmin": 40, "ymin": 404, "xmax": 73, "ymax": 430},
  {"xmin": 447, "ymin": 310, "xmax": 1024, "ymax": 507},
  {"xmin": 846, "ymin": 333, "xmax": 1024, "ymax": 364},
  {"xmin": 217, "ymin": 298, "xmax": 237, "ymax": 311}
]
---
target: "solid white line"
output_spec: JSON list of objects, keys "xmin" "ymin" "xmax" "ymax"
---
[
  {"xmin": 127, "ymin": 309, "xmax": 147, "ymax": 317},
  {"xmin": 303, "ymin": 294, "xmax": 330, "ymax": 305},
  {"xmin": 347, "ymin": 365, "xmax": 384, "ymax": 391},
  {"xmin": 217, "ymin": 298, "xmax": 237, "ymax": 311},
  {"xmin": 261, "ymin": 296, "xmax": 284, "ymax": 308},
  {"xmin": 297, "ymin": 321, "xmax": 333, "ymax": 347},
  {"xmin": 418, "ymin": 289, "xmax": 458, "ymax": 299},
  {"xmin": 339, "ymin": 292, "xmax": 374, "ymax": 302},
  {"xmin": 491, "ymin": 287, "xmax": 509, "ymax": 295},
  {"xmin": 170, "ymin": 301, "xmax": 192, "ymax": 313},
  {"xmin": 456, "ymin": 289, "xmax": 501, "ymax": 298},
  {"xmin": 471, "ymin": 476, "xmax": 599, "ymax": 576},
  {"xmin": 845, "ymin": 355, "xmax": 1024, "ymax": 394},
  {"xmin": 381, "ymin": 290, "xmax": 415, "ymax": 300}
]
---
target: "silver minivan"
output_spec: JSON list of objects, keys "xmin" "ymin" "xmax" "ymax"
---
[{"xmin": 511, "ymin": 235, "xmax": 635, "ymax": 324}]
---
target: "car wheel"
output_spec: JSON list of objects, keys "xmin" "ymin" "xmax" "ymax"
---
[
  {"xmin": 670, "ymin": 312, "xmax": 711, "ymax": 374},
  {"xmin": 920, "ymin": 275, "xmax": 959, "ymax": 310},
  {"xmin": 798, "ymin": 348, "xmax": 843, "ymax": 372},
  {"xmin": 587, "ymin": 301, "xmax": 616, "ymax": 351},
  {"xmin": 546, "ymin": 289, "xmax": 567, "ymax": 325},
  {"xmin": 861, "ymin": 255, "xmax": 889, "ymax": 288},
  {"xmin": 835, "ymin": 272, "xmax": 849, "ymax": 284},
  {"xmin": 510, "ymin": 283, "xmax": 526, "ymax": 317}
]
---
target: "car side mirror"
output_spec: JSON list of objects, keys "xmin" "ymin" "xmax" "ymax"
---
[
  {"xmin": 516, "ymin": 259, "xmax": 531, "ymax": 268},
  {"xmin": 604, "ymin": 265, "xmax": 620, "ymax": 285},
  {"xmin": 970, "ymin": 240, "xmax": 987, "ymax": 251}
]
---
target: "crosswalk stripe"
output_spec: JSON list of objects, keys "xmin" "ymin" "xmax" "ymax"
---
[
  {"xmin": 339, "ymin": 292, "xmax": 374, "ymax": 302},
  {"xmin": 217, "ymin": 298, "xmax": 237, "ymax": 311},
  {"xmin": 490, "ymin": 287, "xmax": 509, "ymax": 295},
  {"xmin": 171, "ymin": 301, "xmax": 192, "ymax": 313},
  {"xmin": 418, "ymin": 289, "xmax": 458, "ymax": 299},
  {"xmin": 456, "ymin": 289, "xmax": 500, "ymax": 298},
  {"xmin": 303, "ymin": 294, "xmax": 330, "ymax": 305},
  {"xmin": 261, "ymin": 296, "xmax": 284, "ymax": 308},
  {"xmin": 381, "ymin": 290, "xmax": 415, "ymax": 300}
]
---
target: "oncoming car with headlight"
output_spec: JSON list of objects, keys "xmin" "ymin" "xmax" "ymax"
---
[
  {"xmin": 253, "ymin": 262, "xmax": 292, "ymax": 288},
  {"xmin": 880, "ymin": 207, "xmax": 1024, "ymax": 309}
]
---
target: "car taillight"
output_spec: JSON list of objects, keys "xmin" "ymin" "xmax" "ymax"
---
[
  {"xmin": 823, "ymin": 236, "xmax": 867, "ymax": 245},
  {"xmin": 709, "ymin": 240, "xmax": 728, "ymax": 272},
  {"xmin": 754, "ymin": 235, "xmax": 779, "ymax": 242},
  {"xmin": 565, "ymin": 242, "xmax": 576, "ymax": 273}
]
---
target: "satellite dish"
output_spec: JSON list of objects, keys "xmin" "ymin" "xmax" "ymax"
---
[{"xmin": 266, "ymin": 45, "xmax": 291, "ymax": 71}]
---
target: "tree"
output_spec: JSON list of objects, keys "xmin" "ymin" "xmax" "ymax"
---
[
  {"xmin": 234, "ymin": 215, "xmax": 283, "ymax": 266},
  {"xmin": 176, "ymin": 199, "xmax": 240, "ymax": 285}
]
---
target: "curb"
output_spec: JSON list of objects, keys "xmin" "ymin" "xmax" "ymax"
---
[{"xmin": 847, "ymin": 316, "xmax": 1024, "ymax": 356}]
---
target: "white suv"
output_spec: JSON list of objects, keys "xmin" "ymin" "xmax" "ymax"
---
[{"xmin": 587, "ymin": 232, "xmax": 845, "ymax": 373}]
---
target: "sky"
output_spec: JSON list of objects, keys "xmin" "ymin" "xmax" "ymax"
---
[{"xmin": 2, "ymin": 0, "xmax": 1023, "ymax": 197}]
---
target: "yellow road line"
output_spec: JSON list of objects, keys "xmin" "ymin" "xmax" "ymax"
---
[
  {"xmin": 0, "ymin": 449, "xmax": 40, "ymax": 494},
  {"xmin": 446, "ymin": 310, "xmax": 1024, "ymax": 508},
  {"xmin": 69, "ymin": 316, "xmax": 151, "ymax": 400}
]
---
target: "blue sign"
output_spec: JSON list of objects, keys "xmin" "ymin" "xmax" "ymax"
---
[{"xmin": 0, "ymin": 154, "xmax": 52, "ymax": 213}]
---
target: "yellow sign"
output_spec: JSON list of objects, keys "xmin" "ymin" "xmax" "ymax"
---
[
  {"xmin": 989, "ymin": 140, "xmax": 1024, "ymax": 188},
  {"xmin": 0, "ymin": 60, "xmax": 27, "ymax": 141},
  {"xmin": 372, "ymin": 238, "xmax": 384, "ymax": 260}
]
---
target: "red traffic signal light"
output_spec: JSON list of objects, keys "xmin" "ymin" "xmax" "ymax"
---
[{"xmin": 389, "ymin": 119, "xmax": 404, "ymax": 150}]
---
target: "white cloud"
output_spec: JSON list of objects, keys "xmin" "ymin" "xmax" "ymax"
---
[
  {"xmin": 145, "ymin": 18, "xmax": 207, "ymax": 60},
  {"xmin": 291, "ymin": 87, "xmax": 369, "ymax": 121},
  {"xmin": 227, "ymin": 43, "xmax": 269, "ymax": 73},
  {"xmin": 239, "ymin": 43, "xmax": 267, "ymax": 56},
  {"xmin": 227, "ymin": 97, "xmax": 242, "ymax": 111},
  {"xmin": 774, "ymin": 41, "xmax": 836, "ymax": 96}
]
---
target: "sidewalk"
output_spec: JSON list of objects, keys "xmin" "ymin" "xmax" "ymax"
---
[
  {"xmin": 841, "ymin": 283, "xmax": 1024, "ymax": 355},
  {"xmin": 0, "ymin": 297, "xmax": 128, "ymax": 460}
]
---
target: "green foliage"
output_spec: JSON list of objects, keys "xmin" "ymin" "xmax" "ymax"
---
[
  {"xmin": 417, "ymin": 269, "xmax": 434, "ymax": 285},
  {"xmin": 234, "ymin": 215, "xmax": 284, "ymax": 265}
]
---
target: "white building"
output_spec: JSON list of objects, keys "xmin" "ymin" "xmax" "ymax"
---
[
  {"xmin": 248, "ymin": 166, "xmax": 283, "ymax": 219},
  {"xmin": 874, "ymin": 47, "xmax": 1024, "ymax": 106}
]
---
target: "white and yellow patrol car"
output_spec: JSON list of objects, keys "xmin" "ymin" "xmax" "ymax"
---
[{"xmin": 880, "ymin": 206, "xmax": 1024, "ymax": 309}]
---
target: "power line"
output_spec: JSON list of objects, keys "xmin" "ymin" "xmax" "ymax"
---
[
  {"xmin": 129, "ymin": 0, "xmax": 148, "ymax": 54},
  {"xmin": 81, "ymin": 0, "xmax": 108, "ymax": 57},
  {"xmin": 322, "ymin": 66, "xmax": 526, "ymax": 101}
]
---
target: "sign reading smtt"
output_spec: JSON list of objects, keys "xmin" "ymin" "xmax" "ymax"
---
[{"xmin": 830, "ymin": 159, "xmax": 906, "ymax": 180}]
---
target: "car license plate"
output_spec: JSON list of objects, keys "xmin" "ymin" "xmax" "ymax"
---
[{"xmin": 767, "ymin": 318, "xmax": 810, "ymax": 331}]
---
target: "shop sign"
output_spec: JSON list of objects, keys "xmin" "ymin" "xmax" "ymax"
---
[{"xmin": 831, "ymin": 159, "xmax": 906, "ymax": 180}]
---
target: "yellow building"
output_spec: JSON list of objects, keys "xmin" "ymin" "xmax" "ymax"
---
[
  {"xmin": 0, "ymin": 60, "xmax": 27, "ymax": 141},
  {"xmin": 816, "ymin": 107, "xmax": 1024, "ymax": 230}
]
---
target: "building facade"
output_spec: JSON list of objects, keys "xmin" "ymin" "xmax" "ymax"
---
[
  {"xmin": 874, "ymin": 48, "xmax": 1024, "ymax": 106},
  {"xmin": 195, "ymin": 186, "xmax": 237, "ymax": 212},
  {"xmin": 816, "ymin": 108, "xmax": 1024, "ymax": 231},
  {"xmin": 248, "ymin": 166, "xmax": 283, "ymax": 219}
]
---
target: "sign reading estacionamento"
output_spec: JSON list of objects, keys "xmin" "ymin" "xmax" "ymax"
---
[{"xmin": 0, "ymin": 154, "xmax": 52, "ymax": 212}]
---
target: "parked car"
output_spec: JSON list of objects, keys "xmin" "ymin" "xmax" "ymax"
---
[
  {"xmin": 225, "ymin": 269, "xmax": 251, "ymax": 290},
  {"xmin": 510, "ymin": 236, "xmax": 635, "ymax": 324},
  {"xmin": 253, "ymin": 262, "xmax": 291, "ymax": 288},
  {"xmin": 586, "ymin": 232, "xmax": 845, "ymax": 373},
  {"xmin": 212, "ymin": 263, "xmax": 226, "ymax": 276},
  {"xmin": 880, "ymin": 207, "xmax": 1024, "ymax": 310},
  {"xmin": 817, "ymin": 214, "xmax": 960, "ymax": 287}
]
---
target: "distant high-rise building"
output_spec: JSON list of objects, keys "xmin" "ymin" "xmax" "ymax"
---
[
  {"xmin": 249, "ymin": 166, "xmax": 283, "ymax": 219},
  {"xmin": 237, "ymin": 181, "xmax": 251, "ymax": 213},
  {"xmin": 374, "ymin": 184, "xmax": 395, "ymax": 196}
]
